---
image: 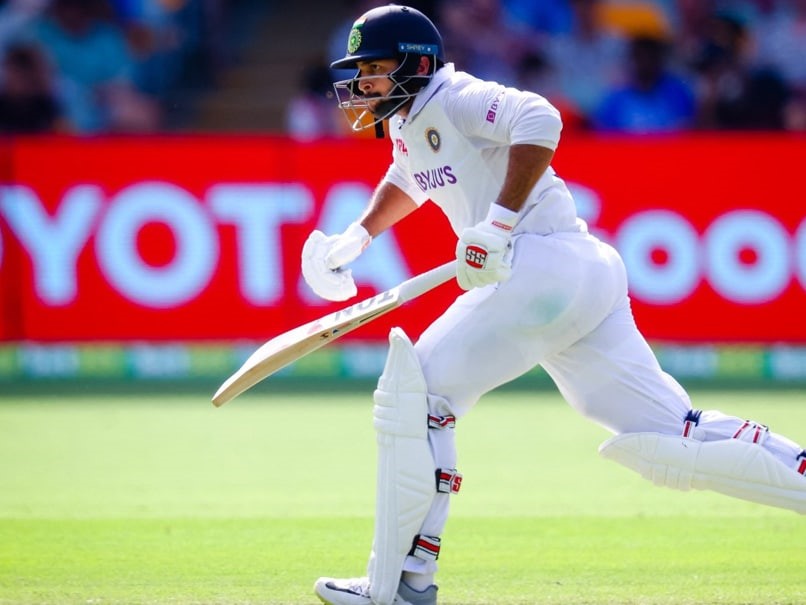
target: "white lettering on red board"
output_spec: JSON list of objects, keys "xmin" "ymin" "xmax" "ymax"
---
[
  {"xmin": 0, "ymin": 183, "xmax": 313, "ymax": 307},
  {"xmin": 615, "ymin": 209, "xmax": 799, "ymax": 305},
  {"xmin": 1, "ymin": 182, "xmax": 804, "ymax": 308}
]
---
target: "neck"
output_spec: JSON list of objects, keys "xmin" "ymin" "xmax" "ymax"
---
[{"xmin": 396, "ymin": 97, "xmax": 416, "ymax": 118}]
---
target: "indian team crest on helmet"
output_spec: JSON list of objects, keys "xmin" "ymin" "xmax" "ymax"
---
[
  {"xmin": 347, "ymin": 27, "xmax": 361, "ymax": 55},
  {"xmin": 425, "ymin": 127, "xmax": 440, "ymax": 152},
  {"xmin": 347, "ymin": 25, "xmax": 363, "ymax": 54}
]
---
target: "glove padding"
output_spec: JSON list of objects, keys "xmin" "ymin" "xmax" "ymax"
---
[
  {"xmin": 301, "ymin": 223, "xmax": 371, "ymax": 301},
  {"xmin": 455, "ymin": 221, "xmax": 513, "ymax": 290}
]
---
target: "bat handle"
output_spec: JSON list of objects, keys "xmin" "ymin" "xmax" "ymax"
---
[{"xmin": 399, "ymin": 260, "xmax": 457, "ymax": 303}]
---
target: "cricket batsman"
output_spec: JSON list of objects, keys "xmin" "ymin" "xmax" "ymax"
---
[{"xmin": 300, "ymin": 5, "xmax": 806, "ymax": 604}]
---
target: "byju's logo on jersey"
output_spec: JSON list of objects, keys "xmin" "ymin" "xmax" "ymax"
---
[
  {"xmin": 413, "ymin": 165, "xmax": 457, "ymax": 192},
  {"xmin": 486, "ymin": 90, "xmax": 504, "ymax": 123}
]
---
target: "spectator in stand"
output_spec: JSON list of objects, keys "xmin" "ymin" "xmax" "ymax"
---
[
  {"xmin": 29, "ymin": 0, "xmax": 160, "ymax": 132},
  {"xmin": 692, "ymin": 10, "xmax": 791, "ymax": 130},
  {"xmin": 106, "ymin": 0, "xmax": 226, "ymax": 100},
  {"xmin": 593, "ymin": 33, "xmax": 696, "ymax": 133},
  {"xmin": 0, "ymin": 0, "xmax": 49, "ymax": 53},
  {"xmin": 500, "ymin": 0, "xmax": 575, "ymax": 35},
  {"xmin": 753, "ymin": 0, "xmax": 806, "ymax": 89},
  {"xmin": 512, "ymin": 49, "xmax": 588, "ymax": 131},
  {"xmin": 436, "ymin": 0, "xmax": 534, "ymax": 86},
  {"xmin": 286, "ymin": 58, "xmax": 346, "ymax": 140},
  {"xmin": 542, "ymin": 0, "xmax": 628, "ymax": 128},
  {"xmin": 674, "ymin": 0, "xmax": 707, "ymax": 59},
  {"xmin": 107, "ymin": 0, "xmax": 188, "ymax": 99},
  {"xmin": 595, "ymin": 0, "xmax": 673, "ymax": 41},
  {"xmin": 752, "ymin": 0, "xmax": 806, "ymax": 130},
  {"xmin": 0, "ymin": 41, "xmax": 72, "ymax": 133}
]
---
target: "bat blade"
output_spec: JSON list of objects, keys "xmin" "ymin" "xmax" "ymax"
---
[{"xmin": 212, "ymin": 261, "xmax": 455, "ymax": 407}]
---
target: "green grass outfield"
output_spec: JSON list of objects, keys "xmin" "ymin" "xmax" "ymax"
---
[{"xmin": 1, "ymin": 389, "xmax": 805, "ymax": 604}]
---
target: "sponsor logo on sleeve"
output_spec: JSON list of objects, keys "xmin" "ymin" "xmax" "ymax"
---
[{"xmin": 486, "ymin": 90, "xmax": 504, "ymax": 124}]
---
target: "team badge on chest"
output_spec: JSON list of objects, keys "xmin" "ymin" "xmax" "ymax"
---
[{"xmin": 425, "ymin": 127, "xmax": 441, "ymax": 152}]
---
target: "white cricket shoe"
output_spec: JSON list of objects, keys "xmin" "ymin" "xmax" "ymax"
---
[{"xmin": 314, "ymin": 576, "xmax": 438, "ymax": 605}]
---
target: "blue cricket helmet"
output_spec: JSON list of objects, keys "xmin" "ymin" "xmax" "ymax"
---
[{"xmin": 331, "ymin": 4, "xmax": 445, "ymax": 70}]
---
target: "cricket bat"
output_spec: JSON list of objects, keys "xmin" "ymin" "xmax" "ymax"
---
[{"xmin": 212, "ymin": 260, "xmax": 456, "ymax": 406}]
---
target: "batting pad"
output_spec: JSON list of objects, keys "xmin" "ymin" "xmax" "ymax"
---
[
  {"xmin": 600, "ymin": 432, "xmax": 806, "ymax": 514},
  {"xmin": 368, "ymin": 327, "xmax": 436, "ymax": 605}
]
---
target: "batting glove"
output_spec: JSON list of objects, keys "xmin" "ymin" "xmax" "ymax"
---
[
  {"xmin": 301, "ymin": 222, "xmax": 371, "ymax": 301},
  {"xmin": 455, "ymin": 205, "xmax": 518, "ymax": 290}
]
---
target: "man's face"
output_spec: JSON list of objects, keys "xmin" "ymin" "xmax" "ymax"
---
[{"xmin": 354, "ymin": 58, "xmax": 400, "ymax": 111}]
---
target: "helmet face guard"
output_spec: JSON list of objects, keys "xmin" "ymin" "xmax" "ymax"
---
[
  {"xmin": 330, "ymin": 5, "xmax": 444, "ymax": 134},
  {"xmin": 332, "ymin": 49, "xmax": 438, "ymax": 132}
]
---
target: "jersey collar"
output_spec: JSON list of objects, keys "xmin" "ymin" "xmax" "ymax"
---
[{"xmin": 407, "ymin": 62, "xmax": 454, "ymax": 121}]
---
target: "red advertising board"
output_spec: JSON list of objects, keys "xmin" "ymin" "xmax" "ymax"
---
[{"xmin": 0, "ymin": 134, "xmax": 804, "ymax": 343}]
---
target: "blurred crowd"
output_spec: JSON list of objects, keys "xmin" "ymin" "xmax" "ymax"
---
[
  {"xmin": 0, "ymin": 0, "xmax": 229, "ymax": 134},
  {"xmin": 290, "ymin": 0, "xmax": 806, "ymax": 137},
  {"xmin": 0, "ymin": 0, "xmax": 804, "ymax": 136}
]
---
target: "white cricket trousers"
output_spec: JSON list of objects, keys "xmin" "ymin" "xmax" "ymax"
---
[
  {"xmin": 416, "ymin": 230, "xmax": 689, "ymax": 429},
  {"xmin": 408, "ymin": 230, "xmax": 802, "ymax": 568}
]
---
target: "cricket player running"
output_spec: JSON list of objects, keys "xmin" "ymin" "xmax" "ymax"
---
[{"xmin": 301, "ymin": 5, "xmax": 806, "ymax": 605}]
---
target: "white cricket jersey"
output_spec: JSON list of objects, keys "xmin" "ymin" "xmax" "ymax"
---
[{"xmin": 382, "ymin": 63, "xmax": 585, "ymax": 236}]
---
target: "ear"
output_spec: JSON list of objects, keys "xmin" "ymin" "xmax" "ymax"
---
[{"xmin": 416, "ymin": 56, "xmax": 431, "ymax": 75}]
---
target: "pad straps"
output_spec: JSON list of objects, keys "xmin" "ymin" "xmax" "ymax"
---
[
  {"xmin": 436, "ymin": 468, "xmax": 463, "ymax": 494},
  {"xmin": 404, "ymin": 413, "xmax": 461, "ymax": 565},
  {"xmin": 428, "ymin": 414, "xmax": 456, "ymax": 429},
  {"xmin": 429, "ymin": 413, "xmax": 462, "ymax": 494},
  {"xmin": 683, "ymin": 409, "xmax": 771, "ymax": 446},
  {"xmin": 409, "ymin": 534, "xmax": 441, "ymax": 562},
  {"xmin": 732, "ymin": 420, "xmax": 770, "ymax": 445},
  {"xmin": 682, "ymin": 409, "xmax": 702, "ymax": 438}
]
